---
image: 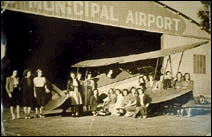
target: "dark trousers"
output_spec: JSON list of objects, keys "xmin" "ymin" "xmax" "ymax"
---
[{"xmin": 133, "ymin": 106, "xmax": 148, "ymax": 117}]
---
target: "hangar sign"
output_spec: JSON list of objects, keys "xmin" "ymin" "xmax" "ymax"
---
[{"xmin": 1, "ymin": 1, "xmax": 187, "ymax": 35}]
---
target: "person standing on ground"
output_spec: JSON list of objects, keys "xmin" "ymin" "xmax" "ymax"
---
[
  {"xmin": 5, "ymin": 70, "xmax": 21, "ymax": 120},
  {"xmin": 76, "ymin": 72, "xmax": 84, "ymax": 114},
  {"xmin": 20, "ymin": 69, "xmax": 34, "ymax": 119},
  {"xmin": 66, "ymin": 72, "xmax": 83, "ymax": 116},
  {"xmin": 33, "ymin": 69, "xmax": 47, "ymax": 118},
  {"xmin": 84, "ymin": 72, "xmax": 95, "ymax": 111}
]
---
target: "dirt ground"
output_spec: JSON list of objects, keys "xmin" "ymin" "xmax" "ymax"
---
[{"xmin": 1, "ymin": 107, "xmax": 211, "ymax": 136}]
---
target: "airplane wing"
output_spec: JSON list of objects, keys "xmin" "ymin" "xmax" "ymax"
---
[{"xmin": 71, "ymin": 40, "xmax": 208, "ymax": 68}]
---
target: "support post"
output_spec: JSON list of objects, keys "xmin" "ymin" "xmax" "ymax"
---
[
  {"xmin": 168, "ymin": 55, "xmax": 173, "ymax": 75},
  {"xmin": 154, "ymin": 58, "xmax": 160, "ymax": 80},
  {"xmin": 163, "ymin": 56, "xmax": 170, "ymax": 74},
  {"xmin": 176, "ymin": 51, "xmax": 184, "ymax": 75},
  {"xmin": 77, "ymin": 68, "xmax": 79, "ymax": 76},
  {"xmin": 85, "ymin": 69, "xmax": 88, "ymax": 80}
]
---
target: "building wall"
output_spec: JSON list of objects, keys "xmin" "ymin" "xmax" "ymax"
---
[{"xmin": 161, "ymin": 34, "xmax": 211, "ymax": 98}]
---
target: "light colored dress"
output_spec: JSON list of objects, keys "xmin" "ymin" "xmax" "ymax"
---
[
  {"xmin": 123, "ymin": 94, "xmax": 131, "ymax": 107},
  {"xmin": 109, "ymin": 94, "xmax": 124, "ymax": 114}
]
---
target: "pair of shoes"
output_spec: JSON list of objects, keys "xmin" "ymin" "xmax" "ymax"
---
[
  {"xmin": 25, "ymin": 114, "xmax": 28, "ymax": 119},
  {"xmin": 39, "ymin": 114, "xmax": 45, "ymax": 118},
  {"xmin": 143, "ymin": 116, "xmax": 147, "ymax": 119},
  {"xmin": 35, "ymin": 114, "xmax": 40, "ymax": 118},
  {"xmin": 92, "ymin": 111, "xmax": 96, "ymax": 116},
  {"xmin": 93, "ymin": 112, "xmax": 98, "ymax": 116},
  {"xmin": 75, "ymin": 112, "xmax": 79, "ymax": 117},
  {"xmin": 25, "ymin": 114, "xmax": 31, "ymax": 119},
  {"xmin": 27, "ymin": 115, "xmax": 31, "ymax": 119},
  {"xmin": 187, "ymin": 115, "xmax": 191, "ymax": 117},
  {"xmin": 116, "ymin": 113, "xmax": 121, "ymax": 116},
  {"xmin": 17, "ymin": 115, "xmax": 20, "ymax": 119},
  {"xmin": 98, "ymin": 111, "xmax": 106, "ymax": 116}
]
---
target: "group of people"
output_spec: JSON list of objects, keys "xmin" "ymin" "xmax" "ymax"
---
[
  {"xmin": 89, "ymin": 71, "xmax": 193, "ymax": 118},
  {"xmin": 138, "ymin": 71, "xmax": 193, "ymax": 92},
  {"xmin": 5, "ymin": 69, "xmax": 97, "ymax": 119},
  {"xmin": 89, "ymin": 86, "xmax": 152, "ymax": 119},
  {"xmin": 62, "ymin": 71, "xmax": 95, "ymax": 116},
  {"xmin": 5, "ymin": 69, "xmax": 48, "ymax": 119},
  {"xmin": 139, "ymin": 71, "xmax": 194, "ymax": 117},
  {"xmin": 5, "ymin": 68, "xmax": 193, "ymax": 120}
]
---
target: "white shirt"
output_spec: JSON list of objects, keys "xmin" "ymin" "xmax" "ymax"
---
[
  {"xmin": 72, "ymin": 79, "xmax": 78, "ymax": 87},
  {"xmin": 116, "ymin": 94, "xmax": 124, "ymax": 107},
  {"xmin": 33, "ymin": 77, "xmax": 46, "ymax": 87}
]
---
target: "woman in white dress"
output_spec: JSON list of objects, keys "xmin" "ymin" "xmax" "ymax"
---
[{"xmin": 109, "ymin": 89, "xmax": 125, "ymax": 116}]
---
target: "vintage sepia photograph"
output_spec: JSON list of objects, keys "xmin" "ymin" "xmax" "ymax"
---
[{"xmin": 1, "ymin": 1, "xmax": 211, "ymax": 136}]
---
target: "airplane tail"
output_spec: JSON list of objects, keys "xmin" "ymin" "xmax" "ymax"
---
[{"xmin": 43, "ymin": 81, "xmax": 67, "ymax": 112}]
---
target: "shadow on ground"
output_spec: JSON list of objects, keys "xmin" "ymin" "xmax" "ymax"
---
[
  {"xmin": 44, "ymin": 111, "xmax": 94, "ymax": 118},
  {"xmin": 190, "ymin": 109, "xmax": 211, "ymax": 117}
]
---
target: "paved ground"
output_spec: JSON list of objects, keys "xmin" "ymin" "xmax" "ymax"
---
[{"xmin": 1, "ymin": 107, "xmax": 211, "ymax": 136}]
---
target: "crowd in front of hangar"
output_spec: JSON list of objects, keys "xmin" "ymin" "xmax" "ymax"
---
[{"xmin": 5, "ymin": 67, "xmax": 194, "ymax": 120}]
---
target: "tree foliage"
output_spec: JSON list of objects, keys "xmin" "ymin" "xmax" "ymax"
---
[{"xmin": 197, "ymin": 4, "xmax": 211, "ymax": 34}]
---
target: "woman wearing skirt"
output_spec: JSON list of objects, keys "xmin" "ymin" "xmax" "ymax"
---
[
  {"xmin": 67, "ymin": 72, "xmax": 82, "ymax": 117},
  {"xmin": 5, "ymin": 70, "xmax": 21, "ymax": 120},
  {"xmin": 20, "ymin": 69, "xmax": 34, "ymax": 119},
  {"xmin": 33, "ymin": 69, "xmax": 47, "ymax": 118},
  {"xmin": 84, "ymin": 72, "xmax": 95, "ymax": 111}
]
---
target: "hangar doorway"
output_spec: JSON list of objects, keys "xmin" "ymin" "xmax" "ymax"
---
[{"xmin": 2, "ymin": 10, "xmax": 162, "ymax": 90}]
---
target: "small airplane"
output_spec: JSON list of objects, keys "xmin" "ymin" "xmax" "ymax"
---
[{"xmin": 42, "ymin": 40, "xmax": 210, "ymax": 116}]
